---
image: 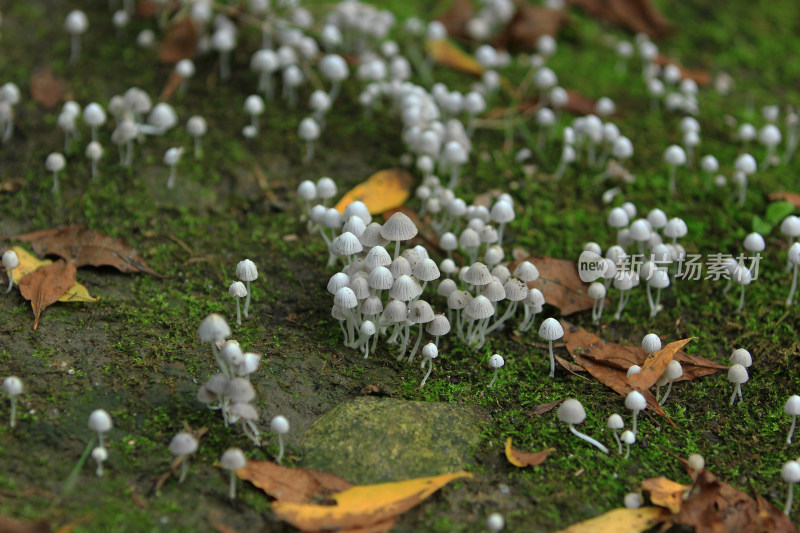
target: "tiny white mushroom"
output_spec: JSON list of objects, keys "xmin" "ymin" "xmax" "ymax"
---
[
  {"xmin": 556, "ymin": 399, "xmax": 609, "ymax": 454},
  {"xmin": 298, "ymin": 117, "xmax": 320, "ymax": 164},
  {"xmin": 45, "ymin": 152, "xmax": 66, "ymax": 193},
  {"xmin": 785, "ymin": 395, "xmax": 800, "ymax": 445},
  {"xmin": 625, "ymin": 391, "xmax": 647, "ymax": 435},
  {"xmin": 538, "ymin": 318, "xmax": 564, "ymax": 379},
  {"xmin": 236, "ymin": 260, "xmax": 258, "ymax": 318},
  {"xmin": 229, "ymin": 281, "xmax": 247, "ymax": 326},
  {"xmin": 728, "ymin": 364, "xmax": 749, "ymax": 406},
  {"xmin": 88, "ymin": 409, "xmax": 113, "ymax": 447},
  {"xmin": 164, "ymin": 147, "xmax": 184, "ymax": 189},
  {"xmin": 219, "ymin": 447, "xmax": 247, "ymax": 500},
  {"xmin": 487, "ymin": 354, "xmax": 504, "ymax": 388},
  {"xmin": 186, "ymin": 116, "xmax": 207, "ymax": 159},
  {"xmin": 92, "ymin": 446, "xmax": 108, "ymax": 477},
  {"xmin": 169, "ymin": 432, "xmax": 199, "ymax": 484},
  {"xmin": 3, "ymin": 250, "xmax": 19, "ymax": 293},
  {"xmin": 2, "ymin": 376, "xmax": 22, "ymax": 428},
  {"xmin": 783, "ymin": 460, "xmax": 800, "ymax": 515},
  {"xmin": 658, "ymin": 360, "xmax": 683, "ymax": 405},
  {"xmin": 620, "ymin": 430, "xmax": 635, "ymax": 459},
  {"xmin": 65, "ymin": 10, "xmax": 89, "ymax": 64},
  {"xmin": 607, "ymin": 413, "xmax": 624, "ymax": 454},
  {"xmin": 270, "ymin": 415, "xmax": 290, "ymax": 464}
]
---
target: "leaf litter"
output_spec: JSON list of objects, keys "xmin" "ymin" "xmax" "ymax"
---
[
  {"xmin": 18, "ymin": 260, "xmax": 77, "ymax": 330},
  {"xmin": 505, "ymin": 438, "xmax": 555, "ymax": 467},
  {"xmin": 334, "ymin": 169, "xmax": 413, "ymax": 215},
  {"xmin": 508, "ymin": 255, "xmax": 596, "ymax": 315}
]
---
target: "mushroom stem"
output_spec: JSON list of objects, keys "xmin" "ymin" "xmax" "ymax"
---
[
  {"xmin": 632, "ymin": 412, "xmax": 639, "ymax": 436},
  {"xmin": 730, "ymin": 383, "xmax": 742, "ymax": 406},
  {"xmin": 624, "ymin": 440, "xmax": 631, "ymax": 459},
  {"xmin": 194, "ymin": 136, "xmax": 203, "ymax": 159},
  {"xmin": 167, "ymin": 165, "xmax": 177, "ymax": 189},
  {"xmin": 487, "ymin": 368, "xmax": 499, "ymax": 388},
  {"xmin": 276, "ymin": 434, "xmax": 285, "ymax": 464},
  {"xmin": 407, "ymin": 323, "xmax": 424, "ymax": 363},
  {"xmin": 786, "ymin": 481, "xmax": 796, "ymax": 515},
  {"xmin": 547, "ymin": 340, "xmax": 555, "ymax": 379},
  {"xmin": 737, "ymin": 284, "xmax": 746, "ymax": 313},
  {"xmin": 668, "ymin": 165, "xmax": 676, "ymax": 194},
  {"xmin": 5, "ymin": 267, "xmax": 14, "ymax": 293},
  {"xmin": 9, "ymin": 397, "xmax": 16, "ymax": 428},
  {"xmin": 420, "ymin": 357, "xmax": 433, "ymax": 388},
  {"xmin": 97, "ymin": 431, "xmax": 105, "ymax": 449},
  {"xmin": 52, "ymin": 171, "xmax": 59, "ymax": 193},
  {"xmin": 568, "ymin": 424, "xmax": 609, "ymax": 454},
  {"xmin": 303, "ymin": 140, "xmax": 315, "ymax": 164},
  {"xmin": 70, "ymin": 35, "xmax": 80, "ymax": 64},
  {"xmin": 613, "ymin": 430, "xmax": 622, "ymax": 455},
  {"xmin": 243, "ymin": 280, "xmax": 251, "ymax": 318},
  {"xmin": 788, "ymin": 263, "xmax": 798, "ymax": 305},
  {"xmin": 235, "ymin": 297, "xmax": 242, "ymax": 327},
  {"xmin": 178, "ymin": 456, "xmax": 190, "ymax": 484},
  {"xmin": 788, "ymin": 415, "xmax": 798, "ymax": 446},
  {"xmin": 220, "ymin": 51, "xmax": 231, "ymax": 81},
  {"xmin": 659, "ymin": 379, "xmax": 674, "ymax": 406},
  {"xmin": 228, "ymin": 471, "xmax": 237, "ymax": 500}
]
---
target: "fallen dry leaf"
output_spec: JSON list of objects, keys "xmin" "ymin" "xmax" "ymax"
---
[
  {"xmin": 508, "ymin": 255, "xmax": 595, "ymax": 315},
  {"xmin": 425, "ymin": 39, "xmax": 484, "ymax": 76},
  {"xmin": 269, "ymin": 471, "xmax": 472, "ymax": 531},
  {"xmin": 505, "ymin": 438, "xmax": 554, "ymax": 467},
  {"xmin": 159, "ymin": 17, "xmax": 197, "ymax": 64},
  {"xmin": 769, "ymin": 191, "xmax": 800, "ymax": 207},
  {"xmin": 672, "ymin": 469, "xmax": 796, "ymax": 533},
  {"xmin": 569, "ymin": 0, "xmax": 671, "ymax": 39},
  {"xmin": 18, "ymin": 260, "xmax": 76, "ymax": 329},
  {"xmin": 502, "ymin": 6, "xmax": 566, "ymax": 52},
  {"xmin": 30, "ymin": 67, "xmax": 68, "ymax": 109},
  {"xmin": 436, "ymin": 0, "xmax": 475, "ymax": 41},
  {"xmin": 237, "ymin": 460, "xmax": 353, "ymax": 504},
  {"xmin": 640, "ymin": 477, "xmax": 689, "ymax": 514},
  {"xmin": 554, "ymin": 506, "xmax": 670, "ymax": 533},
  {"xmin": 628, "ymin": 338, "xmax": 694, "ymax": 390},
  {"xmin": 15, "ymin": 226, "xmax": 161, "ymax": 277},
  {"xmin": 529, "ymin": 398, "xmax": 564, "ymax": 416},
  {"xmin": 5, "ymin": 247, "xmax": 98, "ymax": 303},
  {"xmin": 0, "ymin": 515, "xmax": 51, "ymax": 533},
  {"xmin": 334, "ymin": 169, "xmax": 413, "ymax": 215},
  {"xmin": 486, "ymin": 89, "xmax": 597, "ymax": 119}
]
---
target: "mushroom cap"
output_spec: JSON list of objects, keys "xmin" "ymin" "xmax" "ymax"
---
[
  {"xmin": 734, "ymin": 153, "xmax": 757, "ymax": 174},
  {"xmin": 557, "ymin": 398, "xmax": 586, "ymax": 425},
  {"xmin": 781, "ymin": 216, "xmax": 800, "ymax": 238},
  {"xmin": 65, "ymin": 10, "xmax": 89, "ymax": 34},
  {"xmin": 743, "ymin": 232, "xmax": 765, "ymax": 253},
  {"xmin": 665, "ymin": 360, "xmax": 683, "ymax": 380},
  {"xmin": 413, "ymin": 258, "xmax": 440, "ymax": 282},
  {"xmin": 228, "ymin": 402, "xmax": 259, "ymax": 422},
  {"xmin": 463, "ymin": 262, "xmax": 492, "ymax": 286},
  {"xmin": 297, "ymin": 180, "xmax": 316, "ymax": 201},
  {"xmin": 503, "ymin": 278, "xmax": 528, "ymax": 302},
  {"xmin": 319, "ymin": 54, "xmax": 349, "ymax": 81},
  {"xmin": 251, "ymin": 48, "xmax": 279, "ymax": 72},
  {"xmin": 226, "ymin": 378, "xmax": 256, "ymax": 403},
  {"xmin": 175, "ymin": 58, "xmax": 195, "ymax": 78},
  {"xmin": 2, "ymin": 250, "xmax": 19, "ymax": 269},
  {"xmin": 612, "ymin": 136, "xmax": 634, "ymax": 159},
  {"xmin": 607, "ymin": 207, "xmax": 630, "ymax": 228},
  {"xmin": 421, "ymin": 342, "xmax": 439, "ymax": 359},
  {"xmin": 526, "ymin": 288, "xmax": 545, "ymax": 307},
  {"xmin": 480, "ymin": 278, "xmax": 506, "ymax": 303},
  {"xmin": 91, "ymin": 446, "xmax": 108, "ymax": 463},
  {"xmin": 437, "ymin": 278, "xmax": 457, "ymax": 298},
  {"xmin": 327, "ymin": 272, "xmax": 349, "ymax": 295},
  {"xmin": 629, "ymin": 219, "xmax": 652, "ymax": 242},
  {"xmin": 361, "ymin": 224, "xmax": 388, "ymax": 248},
  {"xmin": 488, "ymin": 354, "xmax": 504, "ymax": 369},
  {"xmin": 607, "ymin": 413, "xmax": 624, "ymax": 430},
  {"xmin": 759, "ymin": 124, "xmax": 782, "ymax": 146},
  {"xmin": 220, "ymin": 340, "xmax": 243, "ymax": 366},
  {"xmin": 729, "ymin": 348, "xmax": 752, "ymax": 368},
  {"xmin": 82, "ymin": 103, "xmax": 107, "ymax": 126},
  {"xmin": 439, "ymin": 232, "xmax": 458, "ymax": 251},
  {"xmin": 425, "ymin": 314, "xmax": 451, "ymax": 336},
  {"xmin": 588, "ymin": 282, "xmax": 606, "ymax": 300},
  {"xmin": 620, "ymin": 430, "xmax": 636, "ymax": 444},
  {"xmin": 382, "ymin": 300, "xmax": 408, "ymax": 323},
  {"xmin": 237, "ymin": 352, "xmax": 261, "ymax": 377},
  {"xmin": 169, "ymin": 432, "xmax": 199, "ymax": 456},
  {"xmin": 316, "ymin": 177, "xmax": 337, "ymax": 199},
  {"xmin": 623, "ymin": 492, "xmax": 643, "ymax": 509},
  {"xmin": 2, "ymin": 376, "xmax": 22, "ymax": 397},
  {"xmin": 390, "ymin": 275, "xmax": 421, "ymax": 302},
  {"xmin": 367, "ymin": 266, "xmax": 394, "ymax": 291},
  {"xmin": 687, "ymin": 453, "xmax": 705, "ymax": 471},
  {"xmin": 514, "ymin": 261, "xmax": 540, "ymax": 283},
  {"xmin": 782, "ymin": 461, "xmax": 800, "ymax": 483},
  {"xmin": 333, "ymin": 232, "xmax": 363, "ymax": 257},
  {"xmin": 229, "ymin": 281, "xmax": 247, "ymax": 298},
  {"xmin": 408, "ymin": 300, "xmax": 435, "ymax": 324},
  {"xmin": 244, "ymin": 94, "xmax": 265, "ymax": 115},
  {"xmin": 206, "ymin": 373, "xmax": 229, "ymax": 395},
  {"xmin": 270, "ymin": 415, "xmax": 290, "ymax": 434},
  {"xmin": 220, "ymin": 447, "xmax": 247, "ymax": 471},
  {"xmin": 731, "ymin": 266, "xmax": 751, "ymax": 286},
  {"xmin": 625, "ymin": 391, "xmax": 647, "ymax": 412},
  {"xmin": 700, "ymin": 155, "xmax": 719, "ymax": 173},
  {"xmin": 88, "ymin": 409, "xmax": 113, "ymax": 433},
  {"xmin": 360, "ymin": 320, "xmax": 376, "ymax": 336},
  {"xmin": 538, "ymin": 317, "xmax": 564, "ymax": 341},
  {"xmin": 648, "ymin": 269, "xmax": 670, "ymax": 289},
  {"xmin": 148, "ymin": 103, "xmax": 178, "ymax": 130},
  {"xmin": 334, "ymin": 286, "xmax": 358, "ymax": 309},
  {"xmin": 85, "ymin": 141, "xmax": 103, "ymax": 160},
  {"xmin": 360, "ymin": 295, "xmax": 382, "ymax": 317},
  {"xmin": 343, "ymin": 201, "xmax": 372, "ymax": 225},
  {"xmin": 236, "ymin": 259, "xmax": 258, "ymax": 282},
  {"xmin": 447, "ymin": 290, "xmax": 472, "ymax": 311},
  {"xmin": 627, "ymin": 365, "xmax": 642, "ymax": 378},
  {"xmin": 465, "ymin": 295, "xmax": 494, "ymax": 320},
  {"xmin": 198, "ymin": 313, "xmax": 231, "ymax": 343},
  {"xmin": 490, "ymin": 200, "xmax": 514, "ymax": 224},
  {"xmin": 789, "ymin": 243, "xmax": 800, "ymax": 265},
  {"xmin": 664, "ymin": 144, "xmax": 687, "ymax": 166},
  {"xmin": 786, "ymin": 395, "xmax": 800, "ymax": 416},
  {"xmin": 486, "ymin": 512, "xmax": 505, "ymax": 533},
  {"xmin": 45, "ymin": 153, "xmax": 66, "ymax": 172},
  {"xmin": 642, "ymin": 333, "xmax": 662, "ymax": 353},
  {"xmin": 727, "ymin": 364, "xmax": 749, "ymax": 384},
  {"xmin": 164, "ymin": 147, "xmax": 184, "ymax": 165},
  {"xmin": 298, "ymin": 117, "xmax": 320, "ymax": 140},
  {"xmin": 381, "ymin": 212, "xmax": 418, "ymax": 242}
]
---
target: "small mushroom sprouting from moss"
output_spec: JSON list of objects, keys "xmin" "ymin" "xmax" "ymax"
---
[
  {"xmin": 607, "ymin": 413, "xmax": 624, "ymax": 454},
  {"xmin": 728, "ymin": 364, "xmax": 749, "ymax": 406},
  {"xmin": 236, "ymin": 260, "xmax": 258, "ymax": 319},
  {"xmin": 219, "ymin": 447, "xmax": 247, "ymax": 500},
  {"xmin": 92, "ymin": 446, "xmax": 108, "ymax": 477},
  {"xmin": 785, "ymin": 395, "xmax": 800, "ymax": 445},
  {"xmin": 2, "ymin": 376, "xmax": 22, "ymax": 428},
  {"xmin": 65, "ymin": 10, "xmax": 89, "ymax": 64},
  {"xmin": 625, "ymin": 391, "xmax": 647, "ymax": 436},
  {"xmin": 620, "ymin": 430, "xmax": 635, "ymax": 459},
  {"xmin": 419, "ymin": 342, "xmax": 438, "ymax": 388},
  {"xmin": 45, "ymin": 152, "xmax": 66, "ymax": 193},
  {"xmin": 538, "ymin": 318, "xmax": 564, "ymax": 379},
  {"xmin": 270, "ymin": 415, "xmax": 290, "ymax": 464},
  {"xmin": 658, "ymin": 360, "xmax": 683, "ymax": 406},
  {"xmin": 228, "ymin": 281, "xmax": 247, "ymax": 326},
  {"xmin": 169, "ymin": 432, "xmax": 199, "ymax": 484},
  {"xmin": 556, "ymin": 398, "xmax": 609, "ymax": 454},
  {"xmin": 487, "ymin": 354, "xmax": 504, "ymax": 388},
  {"xmin": 88, "ymin": 409, "xmax": 113, "ymax": 448},
  {"xmin": 3, "ymin": 249, "xmax": 19, "ymax": 293}
]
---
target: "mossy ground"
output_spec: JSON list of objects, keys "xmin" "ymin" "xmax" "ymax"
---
[{"xmin": 0, "ymin": 0, "xmax": 799, "ymax": 531}]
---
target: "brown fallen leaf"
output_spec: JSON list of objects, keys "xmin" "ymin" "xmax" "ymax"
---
[
  {"xmin": 568, "ymin": 0, "xmax": 671, "ymax": 39},
  {"xmin": 159, "ymin": 71, "xmax": 183, "ymax": 102},
  {"xmin": 654, "ymin": 55, "xmax": 712, "ymax": 87},
  {"xmin": 505, "ymin": 438, "xmax": 555, "ymax": 467},
  {"xmin": 529, "ymin": 398, "xmax": 564, "ymax": 416},
  {"xmin": 769, "ymin": 191, "xmax": 800, "ymax": 207},
  {"xmin": 269, "ymin": 471, "xmax": 471, "ymax": 532},
  {"xmin": 508, "ymin": 255, "xmax": 595, "ymax": 315},
  {"xmin": 159, "ymin": 17, "xmax": 197, "ymax": 64},
  {"xmin": 425, "ymin": 39, "xmax": 484, "ymax": 76},
  {"xmin": 672, "ymin": 469, "xmax": 797, "ymax": 533},
  {"xmin": 0, "ymin": 515, "xmax": 51, "ymax": 533},
  {"xmin": 628, "ymin": 338, "xmax": 694, "ymax": 390},
  {"xmin": 554, "ymin": 506, "xmax": 670, "ymax": 533},
  {"xmin": 436, "ymin": 0, "xmax": 475, "ymax": 41},
  {"xmin": 15, "ymin": 226, "xmax": 162, "ymax": 277},
  {"xmin": 502, "ymin": 6, "xmax": 566, "ymax": 52},
  {"xmin": 486, "ymin": 89, "xmax": 597, "ymax": 119},
  {"xmin": 334, "ymin": 169, "xmax": 413, "ymax": 215},
  {"xmin": 18, "ymin": 260, "xmax": 77, "ymax": 329},
  {"xmin": 237, "ymin": 460, "xmax": 353, "ymax": 504},
  {"xmin": 30, "ymin": 67, "xmax": 69, "ymax": 109},
  {"xmin": 640, "ymin": 477, "xmax": 689, "ymax": 514}
]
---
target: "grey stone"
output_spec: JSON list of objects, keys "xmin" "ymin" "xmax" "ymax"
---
[{"xmin": 301, "ymin": 397, "xmax": 486, "ymax": 484}]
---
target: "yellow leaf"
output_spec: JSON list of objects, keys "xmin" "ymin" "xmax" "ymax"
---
[
  {"xmin": 60, "ymin": 281, "xmax": 99, "ymax": 303},
  {"xmin": 11, "ymin": 246, "xmax": 98, "ymax": 303},
  {"xmin": 335, "ymin": 169, "xmax": 413, "ymax": 215},
  {"xmin": 555, "ymin": 507, "xmax": 670, "ymax": 533},
  {"xmin": 271, "ymin": 471, "xmax": 472, "ymax": 531},
  {"xmin": 628, "ymin": 338, "xmax": 695, "ymax": 390},
  {"xmin": 641, "ymin": 477, "xmax": 690, "ymax": 514},
  {"xmin": 505, "ymin": 437, "xmax": 555, "ymax": 467},
  {"xmin": 425, "ymin": 39, "xmax": 484, "ymax": 76},
  {"xmin": 10, "ymin": 246, "xmax": 52, "ymax": 281}
]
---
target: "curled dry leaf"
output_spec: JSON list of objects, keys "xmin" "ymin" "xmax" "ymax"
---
[
  {"xmin": 505, "ymin": 438, "xmax": 555, "ymax": 467},
  {"xmin": 640, "ymin": 477, "xmax": 690, "ymax": 514},
  {"xmin": 425, "ymin": 39, "xmax": 484, "ymax": 76},
  {"xmin": 502, "ymin": 6, "xmax": 566, "ymax": 52},
  {"xmin": 237, "ymin": 460, "xmax": 352, "ymax": 504},
  {"xmin": 508, "ymin": 255, "xmax": 595, "ymax": 315},
  {"xmin": 529, "ymin": 398, "xmax": 564, "ymax": 416},
  {"xmin": 18, "ymin": 260, "xmax": 77, "ymax": 330},
  {"xmin": 30, "ymin": 67, "xmax": 69, "ymax": 109},
  {"xmin": 436, "ymin": 0, "xmax": 474, "ymax": 41},
  {"xmin": 15, "ymin": 226, "xmax": 162, "ymax": 277},
  {"xmin": 334, "ymin": 169, "xmax": 413, "ymax": 215},
  {"xmin": 159, "ymin": 17, "xmax": 197, "ymax": 64},
  {"xmin": 568, "ymin": 0, "xmax": 671, "ymax": 39},
  {"xmin": 627, "ymin": 337, "xmax": 694, "ymax": 390},
  {"xmin": 672, "ymin": 469, "xmax": 797, "ymax": 533},
  {"xmin": 269, "ymin": 471, "xmax": 472, "ymax": 532},
  {"xmin": 554, "ymin": 506, "xmax": 670, "ymax": 533}
]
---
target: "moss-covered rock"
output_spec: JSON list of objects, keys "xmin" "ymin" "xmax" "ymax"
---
[{"xmin": 301, "ymin": 397, "xmax": 487, "ymax": 484}]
